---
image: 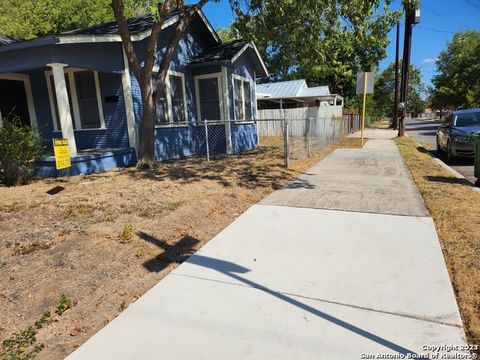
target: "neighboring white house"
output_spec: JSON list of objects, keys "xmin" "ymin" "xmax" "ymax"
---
[{"xmin": 256, "ymin": 79, "xmax": 344, "ymax": 110}]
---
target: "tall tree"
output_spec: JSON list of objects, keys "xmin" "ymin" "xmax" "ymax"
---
[
  {"xmin": 0, "ymin": 0, "xmax": 138, "ymax": 39},
  {"xmin": 111, "ymin": 0, "xmax": 214, "ymax": 166},
  {"xmin": 373, "ymin": 62, "xmax": 426, "ymax": 118},
  {"xmin": 230, "ymin": 0, "xmax": 400, "ymax": 101},
  {"xmin": 430, "ymin": 31, "xmax": 480, "ymax": 110}
]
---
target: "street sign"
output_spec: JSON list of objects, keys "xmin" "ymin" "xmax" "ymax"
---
[
  {"xmin": 356, "ymin": 72, "xmax": 375, "ymax": 94},
  {"xmin": 53, "ymin": 138, "xmax": 71, "ymax": 170}
]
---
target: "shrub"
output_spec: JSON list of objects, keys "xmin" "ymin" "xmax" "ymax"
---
[
  {"xmin": 0, "ymin": 114, "xmax": 43, "ymax": 186},
  {"xmin": 119, "ymin": 224, "xmax": 134, "ymax": 243}
]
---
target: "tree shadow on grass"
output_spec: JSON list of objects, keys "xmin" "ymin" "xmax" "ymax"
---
[
  {"xmin": 128, "ymin": 148, "xmax": 293, "ymax": 190},
  {"xmin": 424, "ymin": 175, "xmax": 473, "ymax": 186}
]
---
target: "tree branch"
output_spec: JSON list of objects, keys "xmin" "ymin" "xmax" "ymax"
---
[
  {"xmin": 144, "ymin": 0, "xmax": 174, "ymax": 77},
  {"xmin": 153, "ymin": 0, "xmax": 210, "ymax": 102},
  {"xmin": 111, "ymin": 0, "xmax": 142, "ymax": 81}
]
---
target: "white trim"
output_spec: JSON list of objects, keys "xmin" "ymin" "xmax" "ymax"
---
[
  {"xmin": 221, "ymin": 66, "xmax": 232, "ymax": 153},
  {"xmin": 67, "ymin": 72, "xmax": 82, "ymax": 130},
  {"xmin": 0, "ymin": 72, "xmax": 38, "ymax": 130},
  {"xmin": 93, "ymin": 71, "xmax": 106, "ymax": 129},
  {"xmin": 197, "ymin": 10, "xmax": 221, "ymax": 44},
  {"xmin": 231, "ymin": 42, "xmax": 269, "ymax": 78},
  {"xmin": 45, "ymin": 68, "xmax": 105, "ymax": 131},
  {"xmin": 122, "ymin": 49, "xmax": 138, "ymax": 154},
  {"xmin": 151, "ymin": 69, "xmax": 189, "ymax": 125},
  {"xmin": 194, "ymin": 72, "xmax": 224, "ymax": 122},
  {"xmin": 232, "ymin": 74, "xmax": 253, "ymax": 121}
]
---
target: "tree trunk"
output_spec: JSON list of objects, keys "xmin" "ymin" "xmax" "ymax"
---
[{"xmin": 137, "ymin": 78, "xmax": 156, "ymax": 167}]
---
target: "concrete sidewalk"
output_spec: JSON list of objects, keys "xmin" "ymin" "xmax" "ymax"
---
[{"xmin": 67, "ymin": 130, "xmax": 467, "ymax": 359}]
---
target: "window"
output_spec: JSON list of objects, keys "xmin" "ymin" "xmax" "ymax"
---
[
  {"xmin": 75, "ymin": 71, "xmax": 102, "ymax": 129},
  {"xmin": 198, "ymin": 77, "xmax": 221, "ymax": 121},
  {"xmin": 233, "ymin": 76, "xmax": 253, "ymax": 121},
  {"xmin": 46, "ymin": 69, "xmax": 104, "ymax": 131},
  {"xmin": 153, "ymin": 71, "xmax": 187, "ymax": 126},
  {"xmin": 234, "ymin": 79, "xmax": 243, "ymax": 120},
  {"xmin": 454, "ymin": 112, "xmax": 480, "ymax": 127},
  {"xmin": 170, "ymin": 75, "xmax": 185, "ymax": 123},
  {"xmin": 244, "ymin": 81, "xmax": 252, "ymax": 120}
]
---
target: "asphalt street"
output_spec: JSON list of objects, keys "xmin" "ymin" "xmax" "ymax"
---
[{"xmin": 405, "ymin": 118, "xmax": 476, "ymax": 183}]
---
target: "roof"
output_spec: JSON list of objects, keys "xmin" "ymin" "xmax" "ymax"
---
[
  {"xmin": 190, "ymin": 39, "xmax": 268, "ymax": 77},
  {"xmin": 0, "ymin": 35, "xmax": 22, "ymax": 46},
  {"xmin": 191, "ymin": 40, "xmax": 248, "ymax": 64},
  {"xmin": 298, "ymin": 85, "xmax": 330, "ymax": 97},
  {"xmin": 0, "ymin": 8, "xmax": 219, "ymax": 52},
  {"xmin": 256, "ymin": 80, "xmax": 307, "ymax": 98},
  {"xmin": 61, "ymin": 14, "xmax": 159, "ymax": 36},
  {"xmin": 257, "ymin": 80, "xmax": 334, "ymax": 100}
]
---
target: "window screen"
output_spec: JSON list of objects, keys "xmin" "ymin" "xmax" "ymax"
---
[
  {"xmin": 243, "ymin": 81, "xmax": 252, "ymax": 120},
  {"xmin": 74, "ymin": 71, "xmax": 101, "ymax": 129},
  {"xmin": 198, "ymin": 78, "xmax": 220, "ymax": 121},
  {"xmin": 234, "ymin": 79, "xmax": 244, "ymax": 120}
]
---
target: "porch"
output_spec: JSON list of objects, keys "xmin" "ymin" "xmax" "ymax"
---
[{"xmin": 0, "ymin": 38, "xmax": 138, "ymax": 177}]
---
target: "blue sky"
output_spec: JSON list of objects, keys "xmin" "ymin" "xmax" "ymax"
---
[{"xmin": 202, "ymin": 0, "xmax": 480, "ymax": 87}]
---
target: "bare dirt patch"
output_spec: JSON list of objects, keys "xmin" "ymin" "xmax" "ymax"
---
[
  {"xmin": 395, "ymin": 137, "xmax": 480, "ymax": 351},
  {"xmin": 0, "ymin": 138, "xmax": 360, "ymax": 359}
]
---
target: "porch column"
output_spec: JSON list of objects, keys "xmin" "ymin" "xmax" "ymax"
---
[{"xmin": 47, "ymin": 63, "xmax": 77, "ymax": 156}]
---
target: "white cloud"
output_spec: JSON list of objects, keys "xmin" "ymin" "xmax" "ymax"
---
[{"xmin": 421, "ymin": 58, "xmax": 437, "ymax": 64}]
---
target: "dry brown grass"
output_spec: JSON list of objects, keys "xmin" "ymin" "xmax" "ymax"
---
[
  {"xmin": 0, "ymin": 137, "xmax": 360, "ymax": 359},
  {"xmin": 395, "ymin": 137, "xmax": 480, "ymax": 348}
]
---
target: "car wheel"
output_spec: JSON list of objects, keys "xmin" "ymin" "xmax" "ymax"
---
[
  {"xmin": 436, "ymin": 135, "xmax": 443, "ymax": 153},
  {"xmin": 446, "ymin": 140, "xmax": 455, "ymax": 162}
]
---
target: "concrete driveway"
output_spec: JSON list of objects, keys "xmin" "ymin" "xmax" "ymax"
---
[{"xmin": 67, "ymin": 130, "xmax": 467, "ymax": 359}]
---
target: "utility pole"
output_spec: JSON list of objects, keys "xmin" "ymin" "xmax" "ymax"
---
[
  {"xmin": 393, "ymin": 21, "xmax": 400, "ymax": 130},
  {"xmin": 399, "ymin": 0, "xmax": 420, "ymax": 137}
]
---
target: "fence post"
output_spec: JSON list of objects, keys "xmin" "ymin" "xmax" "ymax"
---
[
  {"xmin": 283, "ymin": 118, "xmax": 289, "ymax": 168},
  {"xmin": 204, "ymin": 119, "xmax": 210, "ymax": 162},
  {"xmin": 307, "ymin": 117, "xmax": 312, "ymax": 158}
]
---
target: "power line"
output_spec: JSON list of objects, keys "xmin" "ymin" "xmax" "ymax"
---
[
  {"xmin": 461, "ymin": 0, "xmax": 480, "ymax": 12},
  {"xmin": 416, "ymin": 25, "xmax": 455, "ymax": 34},
  {"xmin": 421, "ymin": 4, "xmax": 464, "ymax": 26}
]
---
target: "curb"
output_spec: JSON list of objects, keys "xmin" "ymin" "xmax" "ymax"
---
[{"xmin": 405, "ymin": 134, "xmax": 480, "ymax": 194}]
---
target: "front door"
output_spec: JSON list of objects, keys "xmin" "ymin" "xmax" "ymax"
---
[{"xmin": 0, "ymin": 79, "xmax": 31, "ymax": 126}]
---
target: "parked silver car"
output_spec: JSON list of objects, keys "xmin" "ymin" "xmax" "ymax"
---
[{"xmin": 436, "ymin": 108, "xmax": 480, "ymax": 160}]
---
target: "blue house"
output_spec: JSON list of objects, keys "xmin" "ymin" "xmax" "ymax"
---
[{"xmin": 0, "ymin": 11, "xmax": 268, "ymax": 176}]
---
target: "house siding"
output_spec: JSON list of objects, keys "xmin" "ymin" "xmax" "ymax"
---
[
  {"xmin": 30, "ymin": 69, "xmax": 129, "ymax": 152},
  {"xmin": 228, "ymin": 51, "xmax": 259, "ymax": 153}
]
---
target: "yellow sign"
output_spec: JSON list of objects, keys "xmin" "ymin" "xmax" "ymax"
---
[{"xmin": 53, "ymin": 138, "xmax": 71, "ymax": 170}]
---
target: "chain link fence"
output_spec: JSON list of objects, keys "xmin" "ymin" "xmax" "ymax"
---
[{"xmin": 198, "ymin": 113, "xmax": 360, "ymax": 168}]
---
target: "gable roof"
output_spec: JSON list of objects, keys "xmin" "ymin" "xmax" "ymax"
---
[
  {"xmin": 190, "ymin": 39, "xmax": 268, "ymax": 77},
  {"xmin": 191, "ymin": 39, "xmax": 248, "ymax": 64},
  {"xmin": 0, "ymin": 9, "xmax": 219, "ymax": 52}
]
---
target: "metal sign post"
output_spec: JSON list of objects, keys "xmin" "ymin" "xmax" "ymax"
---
[{"xmin": 356, "ymin": 72, "xmax": 374, "ymax": 147}]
